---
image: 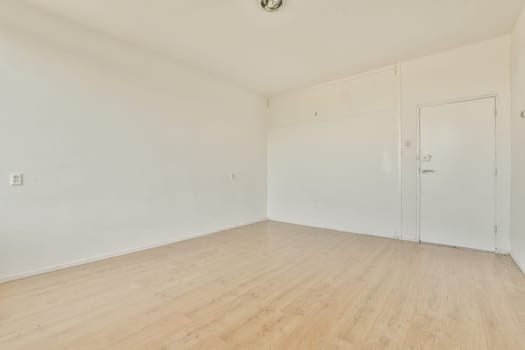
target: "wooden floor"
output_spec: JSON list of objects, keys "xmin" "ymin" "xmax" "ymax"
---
[{"xmin": 1, "ymin": 221, "xmax": 525, "ymax": 349}]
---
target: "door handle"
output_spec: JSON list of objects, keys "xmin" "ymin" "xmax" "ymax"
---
[{"xmin": 421, "ymin": 169, "xmax": 436, "ymax": 174}]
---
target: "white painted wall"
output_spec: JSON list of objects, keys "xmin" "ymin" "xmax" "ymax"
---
[
  {"xmin": 268, "ymin": 36, "xmax": 511, "ymax": 251},
  {"xmin": 268, "ymin": 69, "xmax": 401, "ymax": 237},
  {"xmin": 0, "ymin": 1, "xmax": 267, "ymax": 281},
  {"xmin": 511, "ymin": 6, "xmax": 525, "ymax": 271}
]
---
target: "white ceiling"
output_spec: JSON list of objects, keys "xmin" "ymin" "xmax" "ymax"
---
[{"xmin": 23, "ymin": 0, "xmax": 525, "ymax": 95}]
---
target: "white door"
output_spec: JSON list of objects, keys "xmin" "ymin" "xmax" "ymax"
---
[{"xmin": 419, "ymin": 97, "xmax": 496, "ymax": 251}]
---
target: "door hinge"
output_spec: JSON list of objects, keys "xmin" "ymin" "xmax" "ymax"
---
[
  {"xmin": 494, "ymin": 225, "xmax": 498, "ymax": 234},
  {"xmin": 495, "ymin": 168, "xmax": 498, "ymax": 176}
]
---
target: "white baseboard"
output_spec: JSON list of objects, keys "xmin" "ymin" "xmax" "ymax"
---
[
  {"xmin": 267, "ymin": 219, "xmax": 511, "ymax": 254},
  {"xmin": 0, "ymin": 218, "xmax": 267, "ymax": 284},
  {"xmin": 267, "ymin": 218, "xmax": 399, "ymax": 241},
  {"xmin": 399, "ymin": 237, "xmax": 420, "ymax": 243},
  {"xmin": 510, "ymin": 253, "xmax": 525, "ymax": 275}
]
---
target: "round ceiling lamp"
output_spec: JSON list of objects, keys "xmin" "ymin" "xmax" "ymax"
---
[{"xmin": 260, "ymin": 0, "xmax": 284, "ymax": 12}]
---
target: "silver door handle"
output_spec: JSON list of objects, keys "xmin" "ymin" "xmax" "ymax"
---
[{"xmin": 421, "ymin": 169, "xmax": 436, "ymax": 174}]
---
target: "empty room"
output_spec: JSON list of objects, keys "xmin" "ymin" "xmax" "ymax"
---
[{"xmin": 2, "ymin": 0, "xmax": 525, "ymax": 349}]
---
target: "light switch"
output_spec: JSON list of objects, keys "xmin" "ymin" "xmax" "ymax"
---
[{"xmin": 10, "ymin": 173, "xmax": 23, "ymax": 186}]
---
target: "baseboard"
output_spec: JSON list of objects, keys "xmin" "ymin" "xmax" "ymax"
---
[
  {"xmin": 510, "ymin": 253, "xmax": 525, "ymax": 275},
  {"xmin": 268, "ymin": 218, "xmax": 400, "ymax": 241},
  {"xmin": 399, "ymin": 237, "xmax": 420, "ymax": 243},
  {"xmin": 0, "ymin": 218, "xmax": 267, "ymax": 284},
  {"xmin": 267, "ymin": 219, "xmax": 510, "ymax": 253}
]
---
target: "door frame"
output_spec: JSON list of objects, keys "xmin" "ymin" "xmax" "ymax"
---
[{"xmin": 416, "ymin": 94, "xmax": 498, "ymax": 250}]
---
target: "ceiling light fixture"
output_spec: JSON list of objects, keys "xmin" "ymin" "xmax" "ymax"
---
[{"xmin": 260, "ymin": 0, "xmax": 284, "ymax": 12}]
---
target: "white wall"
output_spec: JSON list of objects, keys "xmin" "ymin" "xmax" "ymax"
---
[
  {"xmin": 511, "ymin": 6, "xmax": 525, "ymax": 271},
  {"xmin": 0, "ymin": 1, "xmax": 267, "ymax": 281},
  {"xmin": 268, "ymin": 68, "xmax": 401, "ymax": 237},
  {"xmin": 269, "ymin": 36, "xmax": 511, "ymax": 251}
]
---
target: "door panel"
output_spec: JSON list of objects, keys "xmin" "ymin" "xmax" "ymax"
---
[{"xmin": 419, "ymin": 98, "xmax": 496, "ymax": 251}]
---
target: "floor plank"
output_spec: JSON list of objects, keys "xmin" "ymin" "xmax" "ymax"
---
[{"xmin": 1, "ymin": 221, "xmax": 525, "ymax": 349}]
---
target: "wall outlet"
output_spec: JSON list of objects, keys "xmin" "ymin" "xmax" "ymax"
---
[{"xmin": 10, "ymin": 173, "xmax": 24, "ymax": 186}]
